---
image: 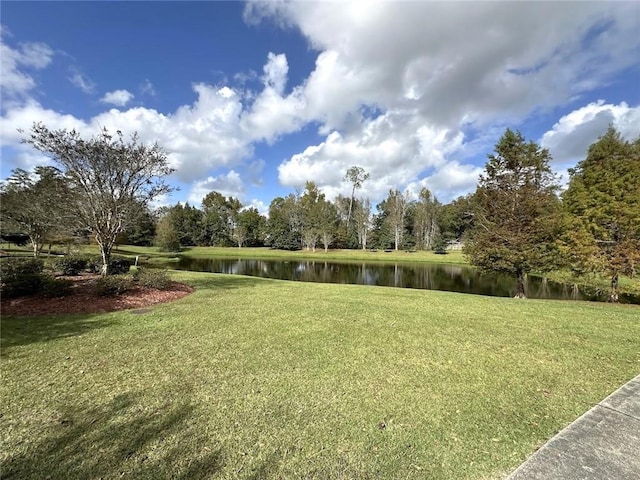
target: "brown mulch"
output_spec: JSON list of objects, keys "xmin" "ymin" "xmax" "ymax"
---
[{"xmin": 1, "ymin": 273, "xmax": 194, "ymax": 317}]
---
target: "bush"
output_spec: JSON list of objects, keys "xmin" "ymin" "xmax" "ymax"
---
[
  {"xmin": 0, "ymin": 258, "xmax": 45, "ymax": 298},
  {"xmin": 1, "ymin": 273, "xmax": 43, "ymax": 298},
  {"xmin": 41, "ymin": 276, "xmax": 73, "ymax": 297},
  {"xmin": 109, "ymin": 256, "xmax": 133, "ymax": 275},
  {"xmin": 51, "ymin": 255, "xmax": 89, "ymax": 276},
  {"xmin": 86, "ymin": 255, "xmax": 133, "ymax": 275},
  {"xmin": 1, "ymin": 257, "xmax": 44, "ymax": 275},
  {"xmin": 133, "ymin": 268, "xmax": 171, "ymax": 290},
  {"xmin": 95, "ymin": 274, "xmax": 134, "ymax": 296}
]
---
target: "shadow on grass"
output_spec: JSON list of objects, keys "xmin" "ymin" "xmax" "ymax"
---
[
  {"xmin": 2, "ymin": 391, "xmax": 223, "ymax": 479},
  {"xmin": 0, "ymin": 313, "xmax": 121, "ymax": 354}
]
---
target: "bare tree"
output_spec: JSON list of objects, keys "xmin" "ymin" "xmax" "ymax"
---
[{"xmin": 23, "ymin": 123, "xmax": 174, "ymax": 274}]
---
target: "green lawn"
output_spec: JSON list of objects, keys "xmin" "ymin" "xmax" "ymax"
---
[
  {"xmin": 111, "ymin": 245, "xmax": 468, "ymax": 265},
  {"xmin": 1, "ymin": 271, "xmax": 638, "ymax": 479}
]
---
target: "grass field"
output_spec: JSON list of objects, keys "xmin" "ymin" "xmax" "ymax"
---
[
  {"xmin": 2, "ymin": 271, "xmax": 638, "ymax": 479},
  {"xmin": 112, "ymin": 245, "xmax": 469, "ymax": 266}
]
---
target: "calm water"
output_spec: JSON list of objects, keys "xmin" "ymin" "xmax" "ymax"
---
[{"xmin": 175, "ymin": 257, "xmax": 638, "ymax": 303}]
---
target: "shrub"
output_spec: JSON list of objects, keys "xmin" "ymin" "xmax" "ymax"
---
[
  {"xmin": 133, "ymin": 268, "xmax": 171, "ymax": 290},
  {"xmin": 0, "ymin": 258, "xmax": 45, "ymax": 298},
  {"xmin": 95, "ymin": 274, "xmax": 134, "ymax": 296},
  {"xmin": 1, "ymin": 273, "xmax": 43, "ymax": 298},
  {"xmin": 41, "ymin": 276, "xmax": 73, "ymax": 297},
  {"xmin": 109, "ymin": 256, "xmax": 133, "ymax": 275},
  {"xmin": 86, "ymin": 255, "xmax": 133, "ymax": 275},
  {"xmin": 51, "ymin": 255, "xmax": 89, "ymax": 276},
  {"xmin": 0, "ymin": 257, "xmax": 44, "ymax": 275}
]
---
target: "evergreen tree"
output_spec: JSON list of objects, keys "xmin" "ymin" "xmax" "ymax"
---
[
  {"xmin": 563, "ymin": 127, "xmax": 640, "ymax": 301},
  {"xmin": 465, "ymin": 129, "xmax": 564, "ymax": 297}
]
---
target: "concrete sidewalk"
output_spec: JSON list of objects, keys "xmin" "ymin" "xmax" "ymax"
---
[{"xmin": 509, "ymin": 375, "xmax": 640, "ymax": 480}]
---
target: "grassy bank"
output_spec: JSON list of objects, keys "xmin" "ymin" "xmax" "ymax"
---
[
  {"xmin": 2, "ymin": 271, "xmax": 638, "ymax": 479},
  {"xmin": 110, "ymin": 245, "xmax": 468, "ymax": 265}
]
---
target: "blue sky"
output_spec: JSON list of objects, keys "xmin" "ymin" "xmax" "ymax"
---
[{"xmin": 2, "ymin": 1, "xmax": 639, "ymax": 213}]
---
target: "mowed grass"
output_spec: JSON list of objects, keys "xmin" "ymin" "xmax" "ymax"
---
[
  {"xmin": 77, "ymin": 244, "xmax": 468, "ymax": 266},
  {"xmin": 1, "ymin": 272, "xmax": 638, "ymax": 479}
]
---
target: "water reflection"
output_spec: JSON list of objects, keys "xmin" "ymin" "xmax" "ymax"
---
[{"xmin": 174, "ymin": 257, "xmax": 639, "ymax": 303}]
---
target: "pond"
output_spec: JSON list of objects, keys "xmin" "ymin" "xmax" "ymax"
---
[{"xmin": 175, "ymin": 257, "xmax": 638, "ymax": 303}]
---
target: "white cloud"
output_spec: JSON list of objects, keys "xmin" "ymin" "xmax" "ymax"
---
[
  {"xmin": 245, "ymin": 1, "xmax": 639, "ymax": 203},
  {"xmin": 140, "ymin": 79, "xmax": 156, "ymax": 96},
  {"xmin": 245, "ymin": 198, "xmax": 269, "ymax": 216},
  {"xmin": 188, "ymin": 170, "xmax": 244, "ymax": 205},
  {"xmin": 0, "ymin": 33, "xmax": 54, "ymax": 98},
  {"xmin": 3, "ymin": 3, "xmax": 639, "ymax": 210},
  {"xmin": 277, "ymin": 110, "xmax": 467, "ymax": 203},
  {"xmin": 100, "ymin": 89, "xmax": 134, "ymax": 107},
  {"xmin": 246, "ymin": 1, "xmax": 640, "ymax": 130},
  {"xmin": 540, "ymin": 101, "xmax": 640, "ymax": 165},
  {"xmin": 68, "ymin": 69, "xmax": 96, "ymax": 94},
  {"xmin": 406, "ymin": 162, "xmax": 483, "ymax": 203}
]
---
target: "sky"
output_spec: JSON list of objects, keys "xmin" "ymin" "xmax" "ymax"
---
[{"xmin": 1, "ymin": 1, "xmax": 639, "ymax": 214}]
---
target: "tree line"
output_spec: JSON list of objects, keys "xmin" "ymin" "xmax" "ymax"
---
[
  {"xmin": 152, "ymin": 181, "xmax": 462, "ymax": 254},
  {"xmin": 1, "ymin": 123, "xmax": 638, "ymax": 300}
]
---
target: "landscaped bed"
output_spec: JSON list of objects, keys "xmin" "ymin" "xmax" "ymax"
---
[{"xmin": 1, "ymin": 271, "xmax": 638, "ymax": 479}]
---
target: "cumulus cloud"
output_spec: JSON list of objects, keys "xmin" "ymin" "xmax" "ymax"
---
[
  {"xmin": 246, "ymin": 2, "xmax": 640, "ymax": 130},
  {"xmin": 246, "ymin": 1, "xmax": 639, "ymax": 203},
  {"xmin": 245, "ymin": 198, "xmax": 269, "ymax": 216},
  {"xmin": 188, "ymin": 170, "xmax": 244, "ymax": 205},
  {"xmin": 100, "ymin": 89, "xmax": 134, "ymax": 107},
  {"xmin": 0, "ymin": 33, "xmax": 54, "ymax": 99},
  {"xmin": 4, "ymin": 2, "xmax": 639, "ymax": 209},
  {"xmin": 278, "ymin": 110, "xmax": 467, "ymax": 202},
  {"xmin": 541, "ymin": 101, "xmax": 640, "ymax": 165}
]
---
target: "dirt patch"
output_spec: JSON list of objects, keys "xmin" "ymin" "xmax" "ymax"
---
[{"xmin": 1, "ymin": 273, "xmax": 194, "ymax": 317}]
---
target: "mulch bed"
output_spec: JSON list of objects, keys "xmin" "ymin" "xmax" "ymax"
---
[{"xmin": 1, "ymin": 273, "xmax": 194, "ymax": 316}]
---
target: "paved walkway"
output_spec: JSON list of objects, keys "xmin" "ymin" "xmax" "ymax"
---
[{"xmin": 509, "ymin": 375, "xmax": 640, "ymax": 479}]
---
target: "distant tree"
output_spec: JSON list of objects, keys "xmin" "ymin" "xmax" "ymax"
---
[
  {"xmin": 344, "ymin": 166, "xmax": 370, "ymax": 228},
  {"xmin": 299, "ymin": 182, "xmax": 323, "ymax": 252},
  {"xmin": 201, "ymin": 191, "xmax": 242, "ymax": 247},
  {"xmin": 438, "ymin": 195, "xmax": 475, "ymax": 243},
  {"xmin": 166, "ymin": 203, "xmax": 204, "ymax": 247},
  {"xmin": 464, "ymin": 129, "xmax": 564, "ymax": 298},
  {"xmin": 353, "ymin": 198, "xmax": 372, "ymax": 250},
  {"xmin": 334, "ymin": 194, "xmax": 358, "ymax": 248},
  {"xmin": 318, "ymin": 196, "xmax": 339, "ymax": 253},
  {"xmin": 22, "ymin": 123, "xmax": 173, "ymax": 274},
  {"xmin": 118, "ymin": 201, "xmax": 156, "ymax": 246},
  {"xmin": 154, "ymin": 213, "xmax": 180, "ymax": 252},
  {"xmin": 413, "ymin": 188, "xmax": 440, "ymax": 250},
  {"xmin": 0, "ymin": 166, "xmax": 73, "ymax": 256},
  {"xmin": 235, "ymin": 207, "xmax": 266, "ymax": 247},
  {"xmin": 384, "ymin": 189, "xmax": 409, "ymax": 251},
  {"xmin": 266, "ymin": 194, "xmax": 301, "ymax": 250},
  {"xmin": 563, "ymin": 127, "xmax": 640, "ymax": 301}
]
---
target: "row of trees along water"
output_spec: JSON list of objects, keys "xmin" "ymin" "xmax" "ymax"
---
[{"xmin": 1, "ymin": 123, "xmax": 638, "ymax": 300}]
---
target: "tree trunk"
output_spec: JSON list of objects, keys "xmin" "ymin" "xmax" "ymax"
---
[
  {"xmin": 514, "ymin": 269, "xmax": 526, "ymax": 298},
  {"xmin": 347, "ymin": 186, "xmax": 355, "ymax": 229},
  {"xmin": 100, "ymin": 246, "xmax": 111, "ymax": 276},
  {"xmin": 609, "ymin": 273, "xmax": 619, "ymax": 303}
]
